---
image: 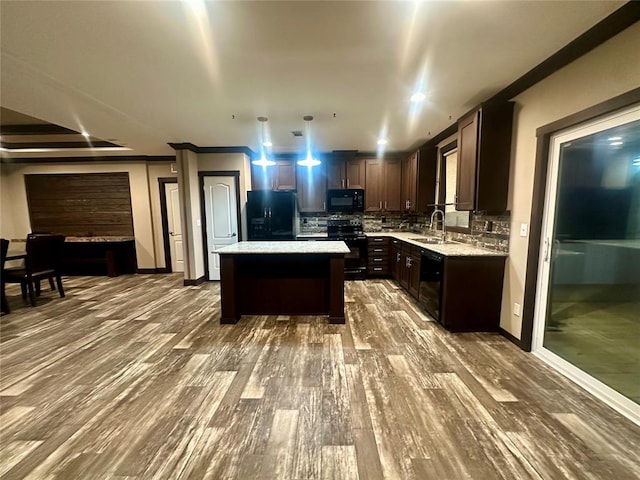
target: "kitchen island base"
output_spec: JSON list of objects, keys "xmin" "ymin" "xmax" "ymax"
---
[{"xmin": 219, "ymin": 253, "xmax": 345, "ymax": 324}]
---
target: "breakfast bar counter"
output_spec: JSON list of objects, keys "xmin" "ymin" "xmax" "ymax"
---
[{"xmin": 215, "ymin": 241, "xmax": 349, "ymax": 324}]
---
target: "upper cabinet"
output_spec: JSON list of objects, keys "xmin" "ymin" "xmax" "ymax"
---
[
  {"xmin": 401, "ymin": 147, "xmax": 437, "ymax": 213},
  {"xmin": 327, "ymin": 153, "xmax": 365, "ymax": 189},
  {"xmin": 456, "ymin": 101, "xmax": 514, "ymax": 211},
  {"xmin": 296, "ymin": 163, "xmax": 327, "ymax": 212},
  {"xmin": 251, "ymin": 159, "xmax": 296, "ymax": 191},
  {"xmin": 364, "ymin": 157, "xmax": 402, "ymax": 212}
]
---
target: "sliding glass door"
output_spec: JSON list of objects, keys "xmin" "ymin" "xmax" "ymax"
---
[{"xmin": 533, "ymin": 104, "xmax": 640, "ymax": 419}]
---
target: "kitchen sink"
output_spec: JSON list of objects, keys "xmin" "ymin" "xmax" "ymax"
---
[{"xmin": 408, "ymin": 237, "xmax": 448, "ymax": 245}]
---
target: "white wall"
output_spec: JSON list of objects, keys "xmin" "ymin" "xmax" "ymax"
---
[
  {"xmin": 0, "ymin": 161, "xmax": 157, "ymax": 269},
  {"xmin": 501, "ymin": 22, "xmax": 640, "ymax": 338}
]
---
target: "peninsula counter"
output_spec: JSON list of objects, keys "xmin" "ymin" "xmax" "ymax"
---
[{"xmin": 215, "ymin": 241, "xmax": 349, "ymax": 324}]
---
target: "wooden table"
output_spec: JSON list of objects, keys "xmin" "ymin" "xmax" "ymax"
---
[{"xmin": 216, "ymin": 241, "xmax": 349, "ymax": 324}]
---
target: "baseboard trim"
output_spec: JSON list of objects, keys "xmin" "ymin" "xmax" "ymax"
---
[
  {"xmin": 136, "ymin": 268, "xmax": 157, "ymax": 274},
  {"xmin": 184, "ymin": 275, "xmax": 206, "ymax": 286},
  {"xmin": 155, "ymin": 267, "xmax": 171, "ymax": 274},
  {"xmin": 499, "ymin": 327, "xmax": 526, "ymax": 351}
]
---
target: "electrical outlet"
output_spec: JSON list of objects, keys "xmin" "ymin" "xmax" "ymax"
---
[
  {"xmin": 513, "ymin": 302, "xmax": 522, "ymax": 317},
  {"xmin": 520, "ymin": 223, "xmax": 528, "ymax": 237}
]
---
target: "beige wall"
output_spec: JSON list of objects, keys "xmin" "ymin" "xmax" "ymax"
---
[
  {"xmin": 501, "ymin": 22, "xmax": 640, "ymax": 338},
  {"xmin": 0, "ymin": 161, "xmax": 158, "ymax": 269},
  {"xmin": 147, "ymin": 162, "xmax": 177, "ymax": 269},
  {"xmin": 198, "ymin": 152, "xmax": 252, "ymax": 241}
]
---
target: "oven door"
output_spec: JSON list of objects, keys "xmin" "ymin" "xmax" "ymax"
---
[{"xmin": 342, "ymin": 237, "xmax": 367, "ymax": 279}]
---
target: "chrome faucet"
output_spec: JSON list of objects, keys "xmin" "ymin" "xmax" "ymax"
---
[{"xmin": 429, "ymin": 208, "xmax": 446, "ymax": 243}]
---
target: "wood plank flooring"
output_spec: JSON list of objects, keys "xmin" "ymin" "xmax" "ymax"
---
[{"xmin": 1, "ymin": 274, "xmax": 639, "ymax": 479}]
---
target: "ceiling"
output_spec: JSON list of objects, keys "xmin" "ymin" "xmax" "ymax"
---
[{"xmin": 0, "ymin": 1, "xmax": 626, "ymax": 159}]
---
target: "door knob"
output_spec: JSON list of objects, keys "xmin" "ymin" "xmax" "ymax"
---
[{"xmin": 228, "ymin": 232, "xmax": 237, "ymax": 237}]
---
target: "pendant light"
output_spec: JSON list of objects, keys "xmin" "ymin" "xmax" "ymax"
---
[
  {"xmin": 297, "ymin": 115, "xmax": 321, "ymax": 167},
  {"xmin": 252, "ymin": 116, "xmax": 276, "ymax": 166}
]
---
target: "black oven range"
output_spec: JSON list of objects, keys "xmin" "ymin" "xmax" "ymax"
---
[{"xmin": 327, "ymin": 215, "xmax": 367, "ymax": 280}]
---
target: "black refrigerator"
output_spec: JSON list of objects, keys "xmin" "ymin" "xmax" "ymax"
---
[{"xmin": 247, "ymin": 190, "xmax": 299, "ymax": 240}]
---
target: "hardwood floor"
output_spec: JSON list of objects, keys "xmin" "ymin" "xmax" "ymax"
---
[{"xmin": 1, "ymin": 274, "xmax": 639, "ymax": 479}]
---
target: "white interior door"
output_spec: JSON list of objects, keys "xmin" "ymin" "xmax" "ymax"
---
[
  {"xmin": 164, "ymin": 183, "xmax": 184, "ymax": 273},
  {"xmin": 203, "ymin": 176, "xmax": 239, "ymax": 280}
]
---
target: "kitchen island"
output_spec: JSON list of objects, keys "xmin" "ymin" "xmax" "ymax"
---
[{"xmin": 216, "ymin": 241, "xmax": 349, "ymax": 324}]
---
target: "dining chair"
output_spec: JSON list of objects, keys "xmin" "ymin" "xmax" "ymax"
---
[
  {"xmin": 1, "ymin": 238, "xmax": 9, "ymax": 314},
  {"xmin": 4, "ymin": 234, "xmax": 66, "ymax": 307}
]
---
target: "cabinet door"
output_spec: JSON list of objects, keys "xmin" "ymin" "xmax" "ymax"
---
[
  {"xmin": 408, "ymin": 253, "xmax": 421, "ymax": 299},
  {"xmin": 402, "ymin": 152, "xmax": 418, "ymax": 211},
  {"xmin": 456, "ymin": 110, "xmax": 479, "ymax": 210},
  {"xmin": 296, "ymin": 164, "xmax": 326, "ymax": 212},
  {"xmin": 364, "ymin": 158, "xmax": 382, "ymax": 212},
  {"xmin": 251, "ymin": 164, "xmax": 275, "ymax": 190},
  {"xmin": 391, "ymin": 243, "xmax": 401, "ymax": 281},
  {"xmin": 384, "ymin": 158, "xmax": 402, "ymax": 211},
  {"xmin": 274, "ymin": 160, "xmax": 296, "ymax": 190},
  {"xmin": 326, "ymin": 160, "xmax": 344, "ymax": 189},
  {"xmin": 346, "ymin": 158, "xmax": 366, "ymax": 189}
]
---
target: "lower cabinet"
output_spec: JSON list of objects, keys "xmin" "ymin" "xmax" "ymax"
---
[
  {"xmin": 367, "ymin": 234, "xmax": 506, "ymax": 332},
  {"xmin": 367, "ymin": 236, "xmax": 390, "ymax": 276},
  {"xmin": 440, "ymin": 256, "xmax": 505, "ymax": 332}
]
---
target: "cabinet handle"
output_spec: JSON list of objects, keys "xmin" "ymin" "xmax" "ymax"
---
[
  {"xmin": 373, "ymin": 238, "xmax": 383, "ymax": 242},
  {"xmin": 374, "ymin": 267, "xmax": 383, "ymax": 271},
  {"xmin": 323, "ymin": 201, "xmax": 326, "ymax": 211},
  {"xmin": 379, "ymin": 201, "xmax": 382, "ymax": 209},
  {"xmin": 347, "ymin": 179, "xmax": 350, "ymax": 188},
  {"xmin": 374, "ymin": 258, "xmax": 383, "ymax": 262},
  {"xmin": 373, "ymin": 248, "xmax": 383, "ymax": 252},
  {"xmin": 384, "ymin": 201, "xmax": 387, "ymax": 209}
]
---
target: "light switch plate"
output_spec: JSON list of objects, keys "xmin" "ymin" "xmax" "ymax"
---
[
  {"xmin": 196, "ymin": 219, "xmax": 201, "ymax": 227},
  {"xmin": 513, "ymin": 302, "xmax": 522, "ymax": 317},
  {"xmin": 520, "ymin": 223, "xmax": 528, "ymax": 237}
]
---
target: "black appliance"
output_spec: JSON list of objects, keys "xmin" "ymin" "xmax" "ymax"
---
[
  {"xmin": 326, "ymin": 189, "xmax": 365, "ymax": 213},
  {"xmin": 419, "ymin": 250, "xmax": 444, "ymax": 322},
  {"xmin": 327, "ymin": 215, "xmax": 367, "ymax": 279},
  {"xmin": 247, "ymin": 190, "xmax": 299, "ymax": 240}
]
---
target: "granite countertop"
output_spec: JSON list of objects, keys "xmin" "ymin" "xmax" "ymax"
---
[
  {"xmin": 65, "ymin": 236, "xmax": 135, "ymax": 243},
  {"xmin": 216, "ymin": 241, "xmax": 350, "ymax": 255},
  {"xmin": 366, "ymin": 232, "xmax": 507, "ymax": 257}
]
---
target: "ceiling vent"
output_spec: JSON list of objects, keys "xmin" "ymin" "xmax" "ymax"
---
[{"xmin": 291, "ymin": 130, "xmax": 303, "ymax": 137}]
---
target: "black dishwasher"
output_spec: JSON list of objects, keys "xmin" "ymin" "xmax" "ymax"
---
[{"xmin": 419, "ymin": 250, "xmax": 444, "ymax": 322}]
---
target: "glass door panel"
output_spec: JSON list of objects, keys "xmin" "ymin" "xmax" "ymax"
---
[{"xmin": 539, "ymin": 108, "xmax": 640, "ymax": 405}]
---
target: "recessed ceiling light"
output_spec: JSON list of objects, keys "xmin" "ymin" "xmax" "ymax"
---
[
  {"xmin": 608, "ymin": 136, "xmax": 622, "ymax": 141},
  {"xmin": 410, "ymin": 92, "xmax": 426, "ymax": 103},
  {"xmin": 263, "ymin": 141, "xmax": 272, "ymax": 147},
  {"xmin": 377, "ymin": 139, "xmax": 388, "ymax": 146},
  {"xmin": 610, "ymin": 141, "xmax": 624, "ymax": 146},
  {"xmin": 81, "ymin": 131, "xmax": 90, "ymax": 138}
]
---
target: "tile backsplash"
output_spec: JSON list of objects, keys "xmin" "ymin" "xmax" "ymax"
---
[{"xmin": 299, "ymin": 211, "xmax": 510, "ymax": 252}]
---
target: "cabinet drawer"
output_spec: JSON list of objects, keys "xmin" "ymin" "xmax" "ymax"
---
[
  {"xmin": 368, "ymin": 246, "xmax": 388, "ymax": 255},
  {"xmin": 368, "ymin": 237, "xmax": 389, "ymax": 245},
  {"xmin": 368, "ymin": 255, "xmax": 389, "ymax": 265},
  {"xmin": 368, "ymin": 264, "xmax": 389, "ymax": 275}
]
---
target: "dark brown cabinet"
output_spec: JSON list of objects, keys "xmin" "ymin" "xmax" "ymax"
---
[
  {"xmin": 327, "ymin": 155, "xmax": 365, "ymax": 190},
  {"xmin": 367, "ymin": 236, "xmax": 389, "ymax": 276},
  {"xmin": 391, "ymin": 239, "xmax": 401, "ymax": 281},
  {"xmin": 456, "ymin": 101, "xmax": 514, "ymax": 211},
  {"xmin": 296, "ymin": 163, "xmax": 326, "ymax": 212},
  {"xmin": 364, "ymin": 158, "xmax": 402, "ymax": 212},
  {"xmin": 401, "ymin": 147, "xmax": 437, "ymax": 213},
  {"xmin": 251, "ymin": 159, "xmax": 296, "ymax": 191},
  {"xmin": 407, "ymin": 247, "xmax": 421, "ymax": 299},
  {"xmin": 440, "ymin": 256, "xmax": 506, "ymax": 332}
]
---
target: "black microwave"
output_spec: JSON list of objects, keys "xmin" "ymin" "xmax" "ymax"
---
[{"xmin": 326, "ymin": 189, "xmax": 365, "ymax": 213}]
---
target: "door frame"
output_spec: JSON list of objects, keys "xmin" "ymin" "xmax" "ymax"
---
[
  {"xmin": 158, "ymin": 177, "xmax": 178, "ymax": 274},
  {"xmin": 198, "ymin": 171, "xmax": 242, "ymax": 280}
]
